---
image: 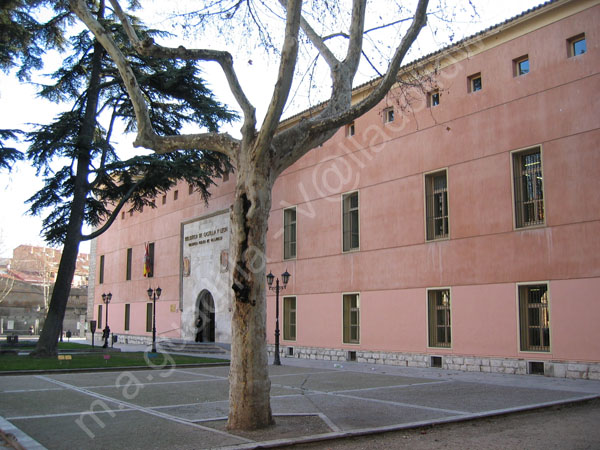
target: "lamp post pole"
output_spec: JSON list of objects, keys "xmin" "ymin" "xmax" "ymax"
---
[
  {"xmin": 267, "ymin": 271, "xmax": 290, "ymax": 366},
  {"xmin": 101, "ymin": 293, "xmax": 112, "ymax": 348},
  {"xmin": 147, "ymin": 287, "xmax": 162, "ymax": 353}
]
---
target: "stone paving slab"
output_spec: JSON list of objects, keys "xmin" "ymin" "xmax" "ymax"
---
[
  {"xmin": 348, "ymin": 380, "xmax": 585, "ymax": 413},
  {"xmin": 9, "ymin": 410, "xmax": 249, "ymax": 450},
  {"xmin": 0, "ymin": 388, "xmax": 122, "ymax": 418}
]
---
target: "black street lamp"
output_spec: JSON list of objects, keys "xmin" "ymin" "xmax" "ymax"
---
[
  {"xmin": 266, "ymin": 270, "xmax": 290, "ymax": 365},
  {"xmin": 147, "ymin": 286, "xmax": 162, "ymax": 353},
  {"xmin": 101, "ymin": 292, "xmax": 112, "ymax": 348}
]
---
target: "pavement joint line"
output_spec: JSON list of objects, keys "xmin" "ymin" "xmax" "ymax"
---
[
  {"xmin": 3, "ymin": 388, "xmax": 64, "ymax": 394},
  {"xmin": 34, "ymin": 375, "xmax": 254, "ymax": 444},
  {"xmin": 7, "ymin": 409, "xmax": 136, "ymax": 421},
  {"xmin": 270, "ymin": 381, "xmax": 468, "ymax": 415},
  {"xmin": 268, "ymin": 371, "xmax": 338, "ymax": 378},
  {"xmin": 0, "ymin": 414, "xmax": 47, "ymax": 450},
  {"xmin": 331, "ymin": 379, "xmax": 453, "ymax": 394},
  {"xmin": 74, "ymin": 377, "xmax": 225, "ymax": 390},
  {"xmin": 175, "ymin": 369, "xmax": 229, "ymax": 380},
  {"xmin": 150, "ymin": 399, "xmax": 229, "ymax": 410}
]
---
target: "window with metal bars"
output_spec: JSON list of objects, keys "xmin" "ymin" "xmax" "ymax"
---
[
  {"xmin": 343, "ymin": 294, "xmax": 360, "ymax": 344},
  {"xmin": 428, "ymin": 289, "xmax": 451, "ymax": 348},
  {"xmin": 519, "ymin": 284, "xmax": 550, "ymax": 352},
  {"xmin": 283, "ymin": 296, "xmax": 296, "ymax": 341},
  {"xmin": 513, "ymin": 148, "xmax": 544, "ymax": 228},
  {"xmin": 97, "ymin": 304, "xmax": 102, "ymax": 330},
  {"xmin": 425, "ymin": 171, "xmax": 449, "ymax": 240},
  {"xmin": 284, "ymin": 207, "xmax": 297, "ymax": 260},
  {"xmin": 342, "ymin": 192, "xmax": 359, "ymax": 252}
]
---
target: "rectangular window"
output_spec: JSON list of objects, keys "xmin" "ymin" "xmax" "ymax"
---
[
  {"xmin": 144, "ymin": 242, "xmax": 155, "ymax": 278},
  {"xmin": 283, "ymin": 296, "xmax": 296, "ymax": 341},
  {"xmin": 146, "ymin": 303, "xmax": 153, "ymax": 333},
  {"xmin": 428, "ymin": 289, "xmax": 451, "ymax": 348},
  {"xmin": 425, "ymin": 170, "xmax": 449, "ymax": 240},
  {"xmin": 568, "ymin": 34, "xmax": 586, "ymax": 57},
  {"xmin": 428, "ymin": 90, "xmax": 440, "ymax": 107},
  {"xmin": 513, "ymin": 147, "xmax": 544, "ymax": 228},
  {"xmin": 174, "ymin": 190, "xmax": 179, "ymax": 201},
  {"xmin": 342, "ymin": 192, "xmax": 359, "ymax": 252},
  {"xmin": 99, "ymin": 255, "xmax": 105, "ymax": 284},
  {"xmin": 121, "ymin": 211, "xmax": 125, "ymax": 220},
  {"xmin": 189, "ymin": 184, "xmax": 194, "ymax": 195},
  {"xmin": 514, "ymin": 55, "xmax": 529, "ymax": 76},
  {"xmin": 98, "ymin": 304, "xmax": 103, "ymax": 330},
  {"xmin": 468, "ymin": 73, "xmax": 482, "ymax": 92},
  {"xmin": 343, "ymin": 294, "xmax": 360, "ymax": 344},
  {"xmin": 519, "ymin": 284, "xmax": 550, "ymax": 352},
  {"xmin": 124, "ymin": 304, "xmax": 130, "ymax": 331},
  {"xmin": 384, "ymin": 107, "xmax": 394, "ymax": 123},
  {"xmin": 346, "ymin": 122, "xmax": 355, "ymax": 137},
  {"xmin": 162, "ymin": 194, "xmax": 167, "ymax": 205},
  {"xmin": 223, "ymin": 172, "xmax": 230, "ymax": 182},
  {"xmin": 284, "ymin": 207, "xmax": 297, "ymax": 260},
  {"xmin": 126, "ymin": 248, "xmax": 132, "ymax": 281}
]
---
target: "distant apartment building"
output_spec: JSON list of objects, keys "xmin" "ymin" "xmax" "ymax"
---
[
  {"xmin": 91, "ymin": 0, "xmax": 599, "ymax": 379},
  {"xmin": 0, "ymin": 245, "xmax": 90, "ymax": 335}
]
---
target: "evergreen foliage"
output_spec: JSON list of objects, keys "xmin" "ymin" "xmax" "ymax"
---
[{"xmin": 25, "ymin": 12, "xmax": 236, "ymax": 245}]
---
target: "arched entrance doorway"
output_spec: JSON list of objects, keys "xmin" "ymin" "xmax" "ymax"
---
[{"xmin": 195, "ymin": 290, "xmax": 215, "ymax": 342}]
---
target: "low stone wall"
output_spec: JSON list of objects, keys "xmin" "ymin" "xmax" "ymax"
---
[{"xmin": 268, "ymin": 344, "xmax": 600, "ymax": 380}]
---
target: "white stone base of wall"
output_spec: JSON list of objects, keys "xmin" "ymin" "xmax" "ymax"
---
[
  {"xmin": 267, "ymin": 344, "xmax": 600, "ymax": 381},
  {"xmin": 93, "ymin": 332, "xmax": 154, "ymax": 346}
]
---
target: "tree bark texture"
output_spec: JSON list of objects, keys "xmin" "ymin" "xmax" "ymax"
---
[{"xmin": 227, "ymin": 154, "xmax": 275, "ymax": 430}]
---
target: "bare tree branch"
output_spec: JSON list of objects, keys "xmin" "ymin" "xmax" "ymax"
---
[
  {"xmin": 254, "ymin": 0, "xmax": 302, "ymax": 161},
  {"xmin": 71, "ymin": 0, "xmax": 241, "ymax": 157},
  {"xmin": 108, "ymin": 0, "xmax": 256, "ymax": 138}
]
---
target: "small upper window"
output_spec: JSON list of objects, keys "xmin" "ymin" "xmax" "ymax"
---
[
  {"xmin": 162, "ymin": 194, "xmax": 167, "ymax": 205},
  {"xmin": 428, "ymin": 90, "xmax": 440, "ymax": 107},
  {"xmin": 189, "ymin": 184, "xmax": 194, "ymax": 195},
  {"xmin": 514, "ymin": 55, "xmax": 529, "ymax": 77},
  {"xmin": 468, "ymin": 73, "xmax": 482, "ymax": 93},
  {"xmin": 568, "ymin": 34, "xmax": 586, "ymax": 57},
  {"xmin": 384, "ymin": 107, "xmax": 394, "ymax": 123},
  {"xmin": 347, "ymin": 122, "xmax": 355, "ymax": 137},
  {"xmin": 174, "ymin": 190, "xmax": 179, "ymax": 201}
]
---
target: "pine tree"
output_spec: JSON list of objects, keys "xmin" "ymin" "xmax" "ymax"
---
[
  {"xmin": 0, "ymin": 0, "xmax": 69, "ymax": 172},
  {"xmin": 26, "ymin": 1, "xmax": 236, "ymax": 356}
]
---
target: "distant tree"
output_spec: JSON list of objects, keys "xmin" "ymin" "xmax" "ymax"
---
[
  {"xmin": 68, "ymin": 0, "xmax": 463, "ymax": 431},
  {"xmin": 28, "ymin": 0, "xmax": 236, "ymax": 357}
]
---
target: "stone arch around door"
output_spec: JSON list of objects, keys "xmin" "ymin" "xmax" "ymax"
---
[{"xmin": 195, "ymin": 290, "xmax": 216, "ymax": 342}]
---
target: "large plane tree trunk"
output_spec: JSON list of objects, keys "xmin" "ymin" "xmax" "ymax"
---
[{"xmin": 227, "ymin": 155, "xmax": 274, "ymax": 430}]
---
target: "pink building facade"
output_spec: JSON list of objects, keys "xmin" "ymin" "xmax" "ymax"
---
[{"xmin": 91, "ymin": 0, "xmax": 600, "ymax": 379}]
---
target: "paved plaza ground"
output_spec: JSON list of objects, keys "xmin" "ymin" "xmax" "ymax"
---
[{"xmin": 1, "ymin": 349, "xmax": 599, "ymax": 449}]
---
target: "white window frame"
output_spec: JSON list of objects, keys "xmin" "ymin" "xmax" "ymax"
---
[
  {"xmin": 424, "ymin": 168, "xmax": 450, "ymax": 241},
  {"xmin": 341, "ymin": 190, "xmax": 360, "ymax": 252},
  {"xmin": 510, "ymin": 145, "xmax": 546, "ymax": 230},
  {"xmin": 283, "ymin": 206, "xmax": 297, "ymax": 260},
  {"xmin": 342, "ymin": 292, "xmax": 360, "ymax": 345},
  {"xmin": 516, "ymin": 282, "xmax": 551, "ymax": 353},
  {"xmin": 426, "ymin": 287, "xmax": 453, "ymax": 349}
]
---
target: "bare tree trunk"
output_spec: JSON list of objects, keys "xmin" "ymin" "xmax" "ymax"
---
[{"xmin": 227, "ymin": 161, "xmax": 274, "ymax": 430}]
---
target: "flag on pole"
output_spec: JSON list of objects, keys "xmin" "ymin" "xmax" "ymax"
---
[{"xmin": 143, "ymin": 242, "xmax": 150, "ymax": 277}]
